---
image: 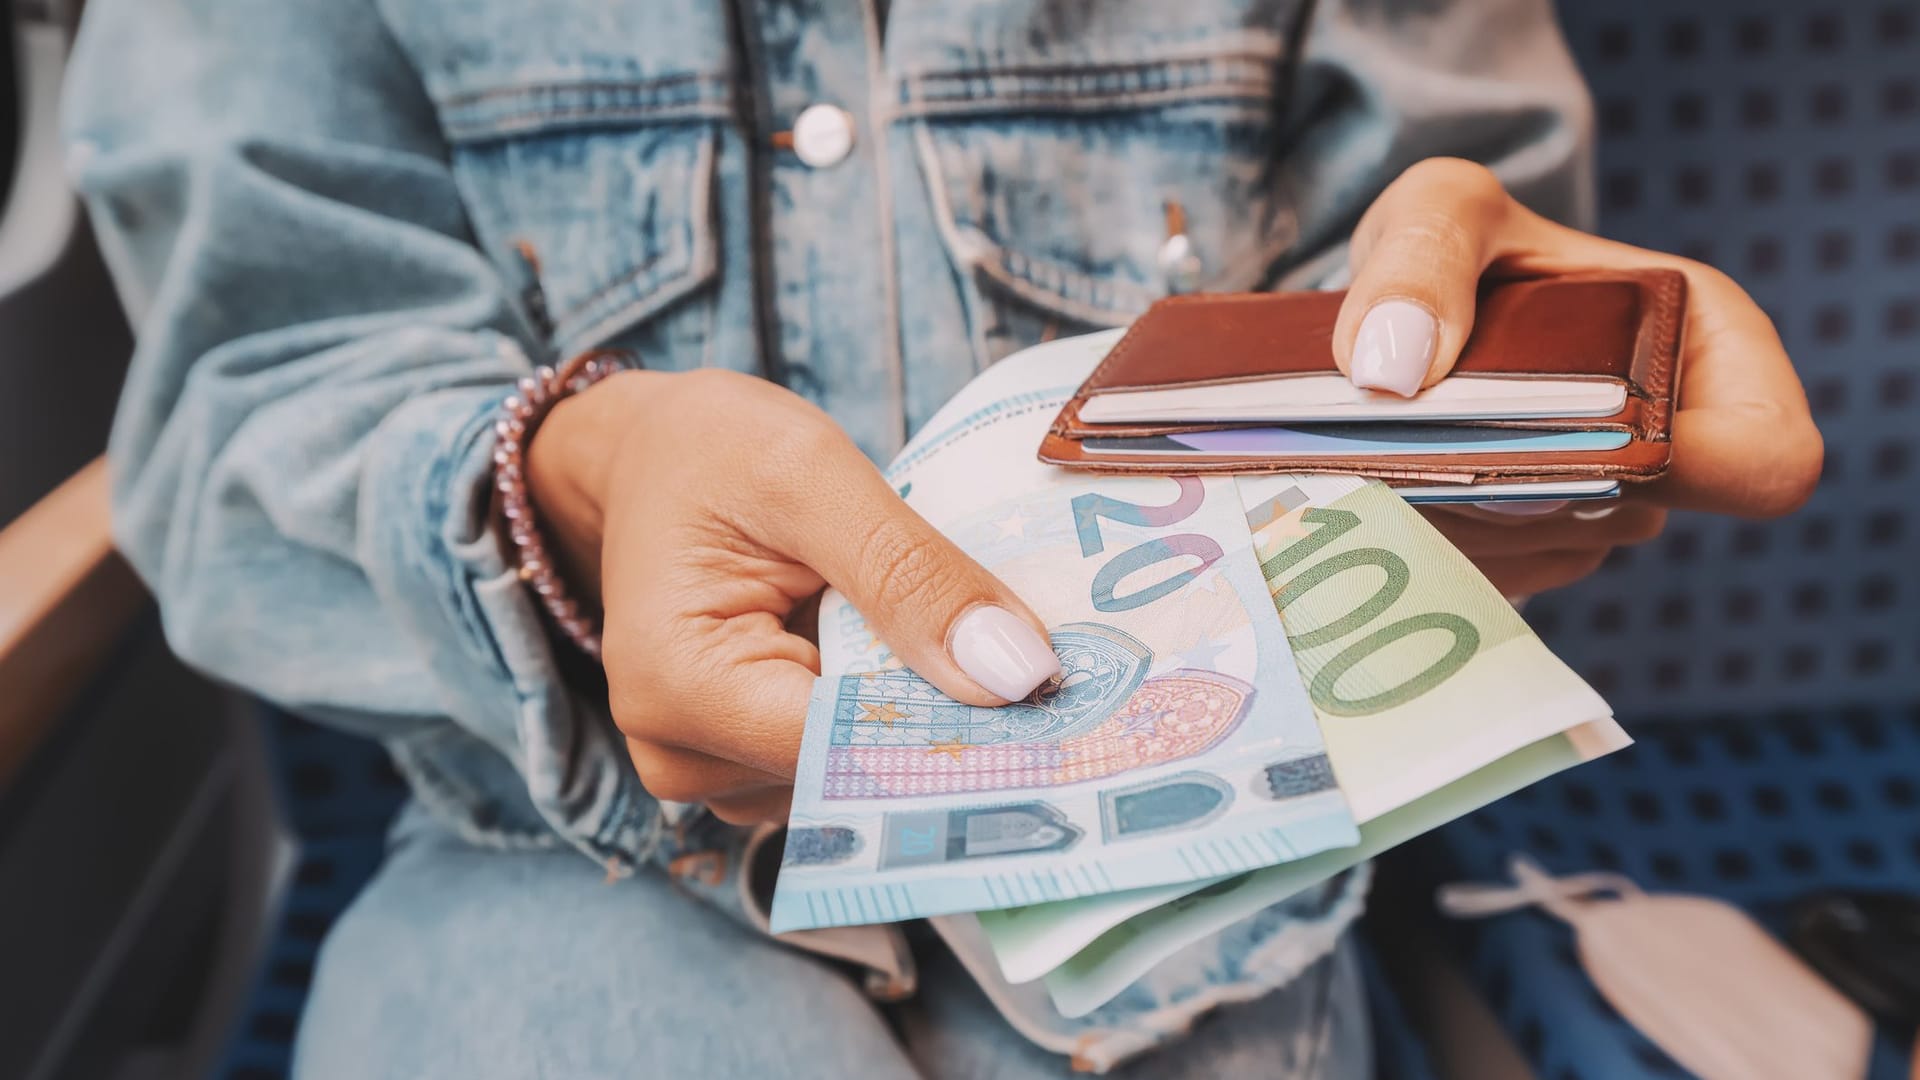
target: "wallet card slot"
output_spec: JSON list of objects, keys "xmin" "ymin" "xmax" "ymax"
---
[{"xmin": 1044, "ymin": 270, "xmax": 1687, "ymax": 483}]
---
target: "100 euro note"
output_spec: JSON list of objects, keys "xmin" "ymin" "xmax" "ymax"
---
[
  {"xmin": 767, "ymin": 334, "xmax": 1359, "ymax": 934},
  {"xmin": 980, "ymin": 471, "xmax": 1622, "ymax": 1001},
  {"xmin": 1037, "ymin": 717, "xmax": 1628, "ymax": 1017}
]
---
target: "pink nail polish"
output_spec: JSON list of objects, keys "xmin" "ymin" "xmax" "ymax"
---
[
  {"xmin": 1350, "ymin": 300, "xmax": 1438, "ymax": 398},
  {"xmin": 949, "ymin": 606, "xmax": 1060, "ymax": 701}
]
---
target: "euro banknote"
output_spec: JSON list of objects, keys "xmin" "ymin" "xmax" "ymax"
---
[
  {"xmin": 767, "ymin": 334, "xmax": 1358, "ymax": 934},
  {"xmin": 1037, "ymin": 718, "xmax": 1628, "ymax": 1017},
  {"xmin": 979, "ymin": 470, "xmax": 1618, "ymax": 986}
]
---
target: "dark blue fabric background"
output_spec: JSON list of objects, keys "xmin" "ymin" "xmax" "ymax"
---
[{"xmin": 1407, "ymin": 8, "xmax": 1920, "ymax": 1078}]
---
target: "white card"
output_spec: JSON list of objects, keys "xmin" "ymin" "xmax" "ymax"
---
[
  {"xmin": 1077, "ymin": 374, "xmax": 1628, "ymax": 424},
  {"xmin": 1394, "ymin": 479, "xmax": 1622, "ymax": 503}
]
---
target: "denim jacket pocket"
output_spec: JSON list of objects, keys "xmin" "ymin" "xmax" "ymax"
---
[
  {"xmin": 382, "ymin": 3, "xmax": 734, "ymax": 358},
  {"xmin": 900, "ymin": 21, "xmax": 1303, "ymax": 366},
  {"xmin": 440, "ymin": 113, "xmax": 722, "ymax": 360}
]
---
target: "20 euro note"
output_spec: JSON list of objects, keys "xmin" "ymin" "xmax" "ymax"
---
[
  {"xmin": 980, "ymin": 471, "xmax": 1619, "ymax": 990},
  {"xmin": 766, "ymin": 334, "xmax": 1359, "ymax": 935}
]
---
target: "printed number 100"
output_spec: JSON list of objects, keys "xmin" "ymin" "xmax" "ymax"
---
[{"xmin": 1260, "ymin": 507, "xmax": 1480, "ymax": 716}]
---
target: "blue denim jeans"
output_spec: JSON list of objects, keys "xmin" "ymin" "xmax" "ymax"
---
[{"xmin": 295, "ymin": 804, "xmax": 1372, "ymax": 1079}]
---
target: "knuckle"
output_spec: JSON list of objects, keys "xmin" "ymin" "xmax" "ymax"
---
[
  {"xmin": 1389, "ymin": 214, "xmax": 1483, "ymax": 265},
  {"xmin": 1689, "ymin": 261, "xmax": 1746, "ymax": 300},
  {"xmin": 625, "ymin": 744, "xmax": 699, "ymax": 803},
  {"xmin": 671, "ymin": 369, "xmax": 824, "ymax": 440},
  {"xmin": 1761, "ymin": 440, "xmax": 1825, "ymax": 517},
  {"xmin": 771, "ymin": 410, "xmax": 844, "ymax": 466},
  {"xmin": 664, "ymin": 368, "xmax": 750, "ymax": 420},
  {"xmin": 752, "ymin": 417, "xmax": 846, "ymax": 500},
  {"xmin": 674, "ymin": 366, "xmax": 757, "ymax": 398},
  {"xmin": 1730, "ymin": 413, "xmax": 1825, "ymax": 519},
  {"xmin": 608, "ymin": 686, "xmax": 662, "ymax": 740},
  {"xmin": 1400, "ymin": 156, "xmax": 1479, "ymax": 187},
  {"xmin": 606, "ymin": 641, "xmax": 679, "ymax": 739},
  {"xmin": 1399, "ymin": 157, "xmax": 1509, "ymax": 211},
  {"xmin": 860, "ymin": 518, "xmax": 961, "ymax": 611}
]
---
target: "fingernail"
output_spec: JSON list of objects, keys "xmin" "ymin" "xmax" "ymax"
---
[
  {"xmin": 1350, "ymin": 299, "xmax": 1438, "ymax": 398},
  {"xmin": 1571, "ymin": 504, "xmax": 1622, "ymax": 521},
  {"xmin": 950, "ymin": 606, "xmax": 1061, "ymax": 702},
  {"xmin": 1471, "ymin": 499, "xmax": 1571, "ymax": 517}
]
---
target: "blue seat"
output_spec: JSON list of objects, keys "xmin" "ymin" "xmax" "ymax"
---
[
  {"xmin": 1530, "ymin": 0, "xmax": 1917, "ymax": 717},
  {"xmin": 214, "ymin": 710, "xmax": 407, "ymax": 1080},
  {"xmin": 1403, "ymin": 708, "xmax": 1920, "ymax": 1078},
  {"xmin": 1391, "ymin": 2, "xmax": 1920, "ymax": 1076}
]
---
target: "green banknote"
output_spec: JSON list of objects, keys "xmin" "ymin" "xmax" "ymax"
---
[
  {"xmin": 1238, "ymin": 474, "xmax": 1612, "ymax": 822},
  {"xmin": 1039, "ymin": 718, "xmax": 1628, "ymax": 1017},
  {"xmin": 979, "ymin": 473, "xmax": 1618, "ymax": 994}
]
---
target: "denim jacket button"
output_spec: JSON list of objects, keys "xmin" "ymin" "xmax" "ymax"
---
[
  {"xmin": 793, "ymin": 104, "xmax": 855, "ymax": 168},
  {"xmin": 1157, "ymin": 233, "xmax": 1204, "ymax": 293}
]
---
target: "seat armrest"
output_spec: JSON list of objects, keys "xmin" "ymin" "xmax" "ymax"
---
[
  {"xmin": 1387, "ymin": 925, "xmax": 1538, "ymax": 1080},
  {"xmin": 1365, "ymin": 859, "xmax": 1538, "ymax": 1080},
  {"xmin": 0, "ymin": 456, "xmax": 145, "ymax": 784}
]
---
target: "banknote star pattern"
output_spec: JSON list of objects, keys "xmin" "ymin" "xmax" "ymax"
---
[
  {"xmin": 993, "ymin": 508, "xmax": 1033, "ymax": 540},
  {"xmin": 859, "ymin": 701, "xmax": 907, "ymax": 729},
  {"xmin": 925, "ymin": 739, "xmax": 972, "ymax": 761}
]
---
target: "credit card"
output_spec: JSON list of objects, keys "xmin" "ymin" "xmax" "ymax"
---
[
  {"xmin": 1081, "ymin": 424, "xmax": 1633, "ymax": 458},
  {"xmin": 1078, "ymin": 375, "xmax": 1629, "ymax": 425},
  {"xmin": 1394, "ymin": 479, "xmax": 1622, "ymax": 504}
]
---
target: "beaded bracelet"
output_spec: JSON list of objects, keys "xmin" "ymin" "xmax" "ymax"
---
[{"xmin": 491, "ymin": 350, "xmax": 625, "ymax": 661}]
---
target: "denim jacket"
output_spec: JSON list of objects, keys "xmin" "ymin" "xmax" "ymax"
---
[{"xmin": 65, "ymin": 0, "xmax": 1590, "ymax": 1062}]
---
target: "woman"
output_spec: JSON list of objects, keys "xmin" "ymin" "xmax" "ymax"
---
[{"xmin": 64, "ymin": 0, "xmax": 1820, "ymax": 1076}]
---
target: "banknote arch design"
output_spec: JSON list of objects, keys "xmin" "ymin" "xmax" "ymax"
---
[
  {"xmin": 1097, "ymin": 770, "xmax": 1236, "ymax": 841},
  {"xmin": 878, "ymin": 803, "xmax": 1083, "ymax": 870}
]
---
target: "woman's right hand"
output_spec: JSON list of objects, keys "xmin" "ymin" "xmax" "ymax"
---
[{"xmin": 525, "ymin": 368, "xmax": 1060, "ymax": 825}]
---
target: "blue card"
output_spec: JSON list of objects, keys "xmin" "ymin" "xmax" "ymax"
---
[{"xmin": 1082, "ymin": 423, "xmax": 1632, "ymax": 458}]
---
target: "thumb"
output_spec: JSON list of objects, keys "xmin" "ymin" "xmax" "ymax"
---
[
  {"xmin": 786, "ymin": 451, "xmax": 1061, "ymax": 708},
  {"xmin": 1332, "ymin": 158, "xmax": 1520, "ymax": 397}
]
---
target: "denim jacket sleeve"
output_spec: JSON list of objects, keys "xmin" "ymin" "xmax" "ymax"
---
[
  {"xmin": 1275, "ymin": 0, "xmax": 1595, "ymax": 289},
  {"xmin": 63, "ymin": 0, "xmax": 660, "ymax": 865}
]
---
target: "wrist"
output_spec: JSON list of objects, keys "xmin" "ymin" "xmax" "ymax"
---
[{"xmin": 524, "ymin": 368, "xmax": 656, "ymax": 602}]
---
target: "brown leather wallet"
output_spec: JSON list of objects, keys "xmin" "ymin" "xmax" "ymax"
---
[{"xmin": 1038, "ymin": 269, "xmax": 1688, "ymax": 486}]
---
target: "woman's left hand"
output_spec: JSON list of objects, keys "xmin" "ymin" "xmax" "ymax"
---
[{"xmin": 1331, "ymin": 158, "xmax": 1824, "ymax": 597}]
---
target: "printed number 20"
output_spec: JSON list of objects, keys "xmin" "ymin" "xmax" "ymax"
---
[{"xmin": 1072, "ymin": 477, "xmax": 1223, "ymax": 612}]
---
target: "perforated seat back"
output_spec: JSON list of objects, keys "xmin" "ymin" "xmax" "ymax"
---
[{"xmin": 1529, "ymin": 0, "xmax": 1919, "ymax": 718}]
